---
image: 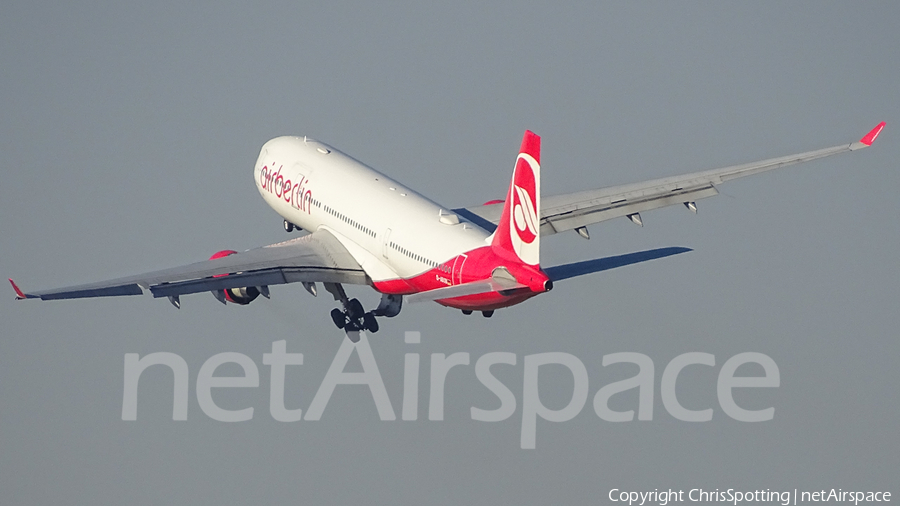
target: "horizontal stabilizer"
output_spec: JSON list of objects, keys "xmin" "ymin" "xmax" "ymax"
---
[
  {"xmin": 406, "ymin": 276, "xmax": 525, "ymax": 304},
  {"xmin": 543, "ymin": 247, "xmax": 692, "ymax": 282}
]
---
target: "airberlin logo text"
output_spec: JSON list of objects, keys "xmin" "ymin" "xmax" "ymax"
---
[
  {"xmin": 259, "ymin": 164, "xmax": 313, "ymax": 213},
  {"xmin": 121, "ymin": 333, "xmax": 780, "ymax": 449}
]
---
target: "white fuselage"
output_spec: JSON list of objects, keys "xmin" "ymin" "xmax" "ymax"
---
[{"xmin": 253, "ymin": 136, "xmax": 490, "ymax": 286}]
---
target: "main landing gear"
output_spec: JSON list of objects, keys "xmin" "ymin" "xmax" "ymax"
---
[
  {"xmin": 324, "ymin": 284, "xmax": 402, "ymax": 342},
  {"xmin": 329, "ymin": 299, "xmax": 377, "ymax": 335},
  {"xmin": 461, "ymin": 309, "xmax": 494, "ymax": 317},
  {"xmin": 284, "ymin": 219, "xmax": 302, "ymax": 233}
]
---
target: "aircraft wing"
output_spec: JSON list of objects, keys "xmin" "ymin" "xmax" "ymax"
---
[
  {"xmin": 9, "ymin": 229, "xmax": 369, "ymax": 302},
  {"xmin": 454, "ymin": 122, "xmax": 885, "ymax": 235}
]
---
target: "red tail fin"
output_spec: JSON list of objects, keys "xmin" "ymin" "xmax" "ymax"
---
[{"xmin": 491, "ymin": 131, "xmax": 541, "ymax": 266}]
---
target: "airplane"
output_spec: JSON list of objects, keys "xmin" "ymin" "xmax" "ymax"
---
[{"xmin": 9, "ymin": 122, "xmax": 886, "ymax": 342}]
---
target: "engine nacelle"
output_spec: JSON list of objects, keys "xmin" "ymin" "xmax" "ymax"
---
[
  {"xmin": 221, "ymin": 285, "xmax": 261, "ymax": 305},
  {"xmin": 208, "ymin": 250, "xmax": 262, "ymax": 305}
]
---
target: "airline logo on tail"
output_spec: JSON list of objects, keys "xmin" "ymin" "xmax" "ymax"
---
[
  {"xmin": 493, "ymin": 131, "xmax": 541, "ymax": 266},
  {"xmin": 512, "ymin": 154, "xmax": 539, "ymax": 245}
]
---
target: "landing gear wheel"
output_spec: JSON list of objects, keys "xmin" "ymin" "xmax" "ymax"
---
[
  {"xmin": 330, "ymin": 308, "xmax": 346, "ymax": 329},
  {"xmin": 461, "ymin": 310, "xmax": 473, "ymax": 315},
  {"xmin": 284, "ymin": 220, "xmax": 294, "ymax": 233},
  {"xmin": 348, "ymin": 298, "xmax": 365, "ymax": 319},
  {"xmin": 363, "ymin": 312, "xmax": 379, "ymax": 333},
  {"xmin": 482, "ymin": 310, "xmax": 494, "ymax": 318}
]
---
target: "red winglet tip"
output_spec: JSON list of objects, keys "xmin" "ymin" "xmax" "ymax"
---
[
  {"xmin": 9, "ymin": 279, "xmax": 27, "ymax": 299},
  {"xmin": 860, "ymin": 121, "xmax": 886, "ymax": 146}
]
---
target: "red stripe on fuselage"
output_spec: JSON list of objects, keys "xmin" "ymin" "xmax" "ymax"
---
[{"xmin": 372, "ymin": 246, "xmax": 550, "ymax": 311}]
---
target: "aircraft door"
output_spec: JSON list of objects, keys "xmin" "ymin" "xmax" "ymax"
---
[
  {"xmin": 452, "ymin": 254, "xmax": 467, "ymax": 285},
  {"xmin": 382, "ymin": 228, "xmax": 392, "ymax": 259}
]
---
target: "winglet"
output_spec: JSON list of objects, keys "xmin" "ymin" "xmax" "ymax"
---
[
  {"xmin": 9, "ymin": 279, "xmax": 29, "ymax": 300},
  {"xmin": 860, "ymin": 121, "xmax": 886, "ymax": 146}
]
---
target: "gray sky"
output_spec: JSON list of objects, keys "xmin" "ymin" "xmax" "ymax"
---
[{"xmin": 2, "ymin": 2, "xmax": 898, "ymax": 504}]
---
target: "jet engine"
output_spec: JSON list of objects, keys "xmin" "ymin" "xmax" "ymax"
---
[{"xmin": 208, "ymin": 250, "xmax": 266, "ymax": 305}]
